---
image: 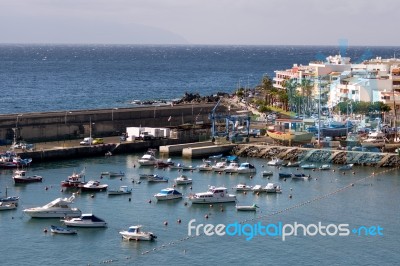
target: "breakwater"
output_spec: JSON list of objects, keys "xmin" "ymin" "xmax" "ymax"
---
[
  {"xmin": 0, "ymin": 103, "xmax": 229, "ymax": 144},
  {"xmin": 232, "ymin": 144, "xmax": 400, "ymax": 167}
]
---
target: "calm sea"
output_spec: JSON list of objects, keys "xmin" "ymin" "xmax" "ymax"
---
[
  {"xmin": 0, "ymin": 44, "xmax": 400, "ymax": 114},
  {"xmin": 1, "ymin": 45, "xmax": 400, "ymax": 265},
  {"xmin": 0, "ymin": 154, "xmax": 399, "ymax": 265}
]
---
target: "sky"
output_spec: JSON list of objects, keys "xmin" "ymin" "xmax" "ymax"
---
[{"xmin": 0, "ymin": 0, "xmax": 399, "ymax": 46}]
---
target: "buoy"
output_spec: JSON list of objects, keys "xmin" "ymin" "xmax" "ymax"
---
[
  {"xmin": 148, "ymin": 199, "xmax": 152, "ymax": 204},
  {"xmin": 120, "ymin": 177, "xmax": 123, "ymax": 181},
  {"xmin": 220, "ymin": 208, "xmax": 224, "ymax": 212},
  {"xmin": 128, "ymin": 198, "xmax": 131, "ymax": 202},
  {"xmin": 261, "ymin": 165, "xmax": 264, "ymax": 167},
  {"xmin": 290, "ymin": 188, "xmax": 293, "ymax": 191},
  {"xmin": 45, "ymin": 186, "xmax": 48, "ymax": 190},
  {"xmin": 134, "ymin": 164, "xmax": 136, "ymax": 168},
  {"xmin": 209, "ymin": 204, "xmax": 213, "ymax": 208},
  {"xmin": 342, "ymin": 172, "xmax": 345, "ymax": 175},
  {"xmin": 60, "ymin": 189, "xmax": 63, "ymax": 192},
  {"xmin": 90, "ymin": 194, "xmax": 95, "ymax": 198},
  {"xmin": 100, "ymin": 176, "xmax": 103, "ymax": 179},
  {"xmin": 164, "ymin": 221, "xmax": 168, "ymax": 226},
  {"xmin": 243, "ymin": 191, "xmax": 247, "ymax": 195},
  {"xmin": 352, "ymin": 171, "xmax": 355, "ymax": 175},
  {"xmin": 289, "ymin": 194, "xmax": 292, "ymax": 199},
  {"xmin": 250, "ymin": 176, "xmax": 253, "ymax": 179},
  {"xmin": 173, "ymin": 184, "xmax": 176, "ymax": 188},
  {"xmin": 43, "ymin": 228, "xmax": 48, "ymax": 233},
  {"xmin": 333, "ymin": 169, "xmax": 335, "ymax": 172},
  {"xmin": 205, "ymin": 214, "xmax": 209, "ymax": 219},
  {"xmin": 189, "ymin": 186, "xmax": 192, "ymax": 190},
  {"xmin": 184, "ymin": 202, "xmax": 188, "ymax": 206},
  {"xmin": 177, "ymin": 219, "xmax": 181, "ymax": 224},
  {"xmin": 284, "ymin": 178, "xmax": 287, "ymax": 182},
  {"xmin": 256, "ymin": 192, "xmax": 260, "ymax": 196},
  {"xmin": 351, "ymin": 183, "xmax": 354, "ymax": 186}
]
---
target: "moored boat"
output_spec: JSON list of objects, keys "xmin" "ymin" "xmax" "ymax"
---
[
  {"xmin": 267, "ymin": 158, "xmax": 283, "ymax": 166},
  {"xmin": 235, "ymin": 203, "xmax": 259, "ymax": 211},
  {"xmin": 23, "ymin": 193, "xmax": 81, "ymax": 218},
  {"xmin": 119, "ymin": 225, "xmax": 157, "ymax": 241},
  {"xmin": 278, "ymin": 172, "xmax": 292, "ymax": 178},
  {"xmin": 12, "ymin": 170, "xmax": 43, "ymax": 184},
  {"xmin": 233, "ymin": 183, "xmax": 253, "ymax": 191},
  {"xmin": 50, "ymin": 225, "xmax": 78, "ymax": 235},
  {"xmin": 61, "ymin": 169, "xmax": 86, "ymax": 188},
  {"xmin": 338, "ymin": 164, "xmax": 354, "ymax": 171},
  {"xmin": 79, "ymin": 180, "xmax": 108, "ymax": 192},
  {"xmin": 224, "ymin": 162, "xmax": 240, "ymax": 173},
  {"xmin": 301, "ymin": 164, "xmax": 317, "ymax": 170},
  {"xmin": 147, "ymin": 175, "xmax": 168, "ymax": 183},
  {"xmin": 154, "ymin": 188, "xmax": 183, "ymax": 201},
  {"xmin": 107, "ymin": 186, "xmax": 132, "ymax": 195},
  {"xmin": 174, "ymin": 174, "xmax": 192, "ymax": 185},
  {"xmin": 0, "ymin": 202, "xmax": 17, "ymax": 211},
  {"xmin": 189, "ymin": 186, "xmax": 236, "ymax": 204},
  {"xmin": 62, "ymin": 213, "xmax": 107, "ymax": 228},
  {"xmin": 319, "ymin": 164, "xmax": 331, "ymax": 170},
  {"xmin": 237, "ymin": 162, "xmax": 257, "ymax": 174},
  {"xmin": 262, "ymin": 170, "xmax": 273, "ymax": 177},
  {"xmin": 197, "ymin": 160, "xmax": 213, "ymax": 171}
]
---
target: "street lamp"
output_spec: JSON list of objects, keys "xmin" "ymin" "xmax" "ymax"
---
[
  {"xmin": 65, "ymin": 111, "xmax": 72, "ymax": 124},
  {"xmin": 112, "ymin": 108, "xmax": 118, "ymax": 121},
  {"xmin": 89, "ymin": 117, "xmax": 95, "ymax": 146},
  {"xmin": 13, "ymin": 114, "xmax": 23, "ymax": 145}
]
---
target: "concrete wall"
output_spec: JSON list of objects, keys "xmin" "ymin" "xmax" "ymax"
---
[{"xmin": 0, "ymin": 103, "xmax": 227, "ymax": 144}]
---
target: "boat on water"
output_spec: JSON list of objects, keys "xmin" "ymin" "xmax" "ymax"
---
[
  {"xmin": 147, "ymin": 175, "xmax": 168, "ymax": 183},
  {"xmin": 235, "ymin": 203, "xmax": 259, "ymax": 211},
  {"xmin": 211, "ymin": 161, "xmax": 228, "ymax": 172},
  {"xmin": 301, "ymin": 164, "xmax": 317, "ymax": 170},
  {"xmin": 338, "ymin": 164, "xmax": 354, "ymax": 171},
  {"xmin": 283, "ymin": 161, "xmax": 301, "ymax": 168},
  {"xmin": 138, "ymin": 154, "xmax": 158, "ymax": 166},
  {"xmin": 267, "ymin": 158, "xmax": 283, "ymax": 166},
  {"xmin": 278, "ymin": 172, "xmax": 292, "ymax": 178},
  {"xmin": 181, "ymin": 165, "xmax": 197, "ymax": 171},
  {"xmin": 119, "ymin": 225, "xmax": 157, "ymax": 241},
  {"xmin": 233, "ymin": 183, "xmax": 253, "ymax": 191},
  {"xmin": 292, "ymin": 173, "xmax": 311, "ymax": 180},
  {"xmin": 237, "ymin": 162, "xmax": 257, "ymax": 174},
  {"xmin": 262, "ymin": 170, "xmax": 273, "ymax": 177},
  {"xmin": 107, "ymin": 186, "xmax": 132, "ymax": 195},
  {"xmin": 197, "ymin": 160, "xmax": 213, "ymax": 171},
  {"xmin": 101, "ymin": 171, "xmax": 125, "ymax": 177},
  {"xmin": 12, "ymin": 170, "xmax": 43, "ymax": 184},
  {"xmin": 156, "ymin": 158, "xmax": 174, "ymax": 168},
  {"xmin": 62, "ymin": 213, "xmax": 107, "ymax": 228},
  {"xmin": 61, "ymin": 169, "xmax": 86, "ymax": 188},
  {"xmin": 50, "ymin": 225, "xmax": 78, "ymax": 235},
  {"xmin": 189, "ymin": 186, "xmax": 236, "ymax": 204},
  {"xmin": 79, "ymin": 180, "xmax": 108, "ymax": 192},
  {"xmin": 319, "ymin": 164, "xmax": 331, "ymax": 170},
  {"xmin": 264, "ymin": 183, "xmax": 282, "ymax": 193},
  {"xmin": 0, "ymin": 187, "xmax": 19, "ymax": 205},
  {"xmin": 174, "ymin": 174, "xmax": 192, "ymax": 185},
  {"xmin": 23, "ymin": 193, "xmax": 81, "ymax": 218},
  {"xmin": 154, "ymin": 188, "xmax": 183, "ymax": 201},
  {"xmin": 224, "ymin": 162, "xmax": 240, "ymax": 173},
  {"xmin": 361, "ymin": 131, "xmax": 387, "ymax": 148},
  {"xmin": 0, "ymin": 202, "xmax": 17, "ymax": 211}
]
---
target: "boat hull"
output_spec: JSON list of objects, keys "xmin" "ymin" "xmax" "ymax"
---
[
  {"xmin": 267, "ymin": 130, "xmax": 314, "ymax": 143},
  {"xmin": 190, "ymin": 197, "xmax": 236, "ymax": 204},
  {"xmin": 24, "ymin": 209, "xmax": 82, "ymax": 218}
]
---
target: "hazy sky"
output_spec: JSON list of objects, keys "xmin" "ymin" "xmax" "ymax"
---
[{"xmin": 0, "ymin": 0, "xmax": 399, "ymax": 46}]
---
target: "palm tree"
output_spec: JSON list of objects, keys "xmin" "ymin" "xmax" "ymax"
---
[{"xmin": 283, "ymin": 78, "xmax": 298, "ymax": 112}]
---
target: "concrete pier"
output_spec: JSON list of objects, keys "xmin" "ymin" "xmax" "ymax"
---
[
  {"xmin": 159, "ymin": 141, "xmax": 214, "ymax": 155},
  {"xmin": 182, "ymin": 144, "xmax": 237, "ymax": 158}
]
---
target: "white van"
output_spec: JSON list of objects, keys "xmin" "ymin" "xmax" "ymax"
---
[{"xmin": 80, "ymin": 137, "xmax": 93, "ymax": 145}]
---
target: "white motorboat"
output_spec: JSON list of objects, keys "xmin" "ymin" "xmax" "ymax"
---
[
  {"xmin": 138, "ymin": 154, "xmax": 158, "ymax": 166},
  {"xmin": 267, "ymin": 158, "xmax": 283, "ymax": 166},
  {"xmin": 252, "ymin": 185, "xmax": 266, "ymax": 193},
  {"xmin": 262, "ymin": 170, "xmax": 273, "ymax": 177},
  {"xmin": 23, "ymin": 194, "xmax": 81, "ymax": 218},
  {"xmin": 12, "ymin": 170, "xmax": 43, "ymax": 183},
  {"xmin": 181, "ymin": 165, "xmax": 197, "ymax": 171},
  {"xmin": 154, "ymin": 188, "xmax": 183, "ymax": 201},
  {"xmin": 224, "ymin": 162, "xmax": 240, "ymax": 173},
  {"xmin": 338, "ymin": 164, "xmax": 354, "ymax": 171},
  {"xmin": 0, "ymin": 202, "xmax": 17, "ymax": 211},
  {"xmin": 102, "ymin": 171, "xmax": 125, "ymax": 177},
  {"xmin": 189, "ymin": 186, "xmax": 236, "ymax": 204},
  {"xmin": 50, "ymin": 225, "xmax": 77, "ymax": 235},
  {"xmin": 237, "ymin": 162, "xmax": 257, "ymax": 174},
  {"xmin": 264, "ymin": 183, "xmax": 282, "ymax": 193},
  {"xmin": 107, "ymin": 186, "xmax": 132, "ymax": 195},
  {"xmin": 62, "ymin": 213, "xmax": 107, "ymax": 228},
  {"xmin": 147, "ymin": 175, "xmax": 168, "ymax": 183},
  {"xmin": 233, "ymin": 183, "xmax": 253, "ymax": 191},
  {"xmin": 301, "ymin": 164, "xmax": 316, "ymax": 170},
  {"xmin": 235, "ymin": 203, "xmax": 259, "ymax": 211},
  {"xmin": 197, "ymin": 160, "xmax": 213, "ymax": 171},
  {"xmin": 174, "ymin": 175, "xmax": 193, "ymax": 185},
  {"xmin": 361, "ymin": 131, "xmax": 387, "ymax": 148},
  {"xmin": 319, "ymin": 164, "xmax": 331, "ymax": 170},
  {"xmin": 79, "ymin": 180, "xmax": 108, "ymax": 192},
  {"xmin": 211, "ymin": 161, "xmax": 228, "ymax": 172},
  {"xmin": 119, "ymin": 225, "xmax": 157, "ymax": 241}
]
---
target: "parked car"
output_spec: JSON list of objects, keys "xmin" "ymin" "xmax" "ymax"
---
[
  {"xmin": 80, "ymin": 137, "xmax": 93, "ymax": 145},
  {"xmin": 92, "ymin": 138, "xmax": 104, "ymax": 145}
]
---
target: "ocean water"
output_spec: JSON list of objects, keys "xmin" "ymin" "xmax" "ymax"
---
[
  {"xmin": 0, "ymin": 44, "xmax": 400, "ymax": 114},
  {"xmin": 0, "ymin": 154, "xmax": 399, "ymax": 265}
]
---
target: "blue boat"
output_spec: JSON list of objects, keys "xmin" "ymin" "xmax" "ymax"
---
[
  {"xmin": 279, "ymin": 172, "xmax": 292, "ymax": 178},
  {"xmin": 338, "ymin": 164, "xmax": 353, "ymax": 171},
  {"xmin": 50, "ymin": 225, "xmax": 77, "ymax": 235}
]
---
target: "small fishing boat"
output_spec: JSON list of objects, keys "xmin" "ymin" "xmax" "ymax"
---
[
  {"xmin": 235, "ymin": 203, "xmax": 259, "ymax": 211},
  {"xmin": 197, "ymin": 160, "xmax": 213, "ymax": 171},
  {"xmin": 262, "ymin": 171, "xmax": 273, "ymax": 177},
  {"xmin": 319, "ymin": 164, "xmax": 331, "ymax": 170},
  {"xmin": 79, "ymin": 180, "xmax": 108, "ymax": 192},
  {"xmin": 237, "ymin": 162, "xmax": 257, "ymax": 174},
  {"xmin": 283, "ymin": 161, "xmax": 301, "ymax": 168},
  {"xmin": 338, "ymin": 164, "xmax": 354, "ymax": 171},
  {"xmin": 154, "ymin": 188, "xmax": 183, "ymax": 201},
  {"xmin": 50, "ymin": 225, "xmax": 78, "ymax": 235},
  {"xmin": 278, "ymin": 172, "xmax": 292, "ymax": 178},
  {"xmin": 147, "ymin": 175, "xmax": 168, "ymax": 183},
  {"xmin": 0, "ymin": 187, "xmax": 19, "ymax": 205},
  {"xmin": 224, "ymin": 162, "xmax": 240, "ymax": 173},
  {"xmin": 233, "ymin": 183, "xmax": 253, "ymax": 191},
  {"xmin": 292, "ymin": 173, "xmax": 310, "ymax": 180},
  {"xmin": 174, "ymin": 175, "xmax": 193, "ymax": 185},
  {"xmin": 301, "ymin": 164, "xmax": 316, "ymax": 170},
  {"xmin": 62, "ymin": 213, "xmax": 107, "ymax": 228},
  {"xmin": 267, "ymin": 158, "xmax": 283, "ymax": 166},
  {"xmin": 107, "ymin": 186, "xmax": 132, "ymax": 195},
  {"xmin": 102, "ymin": 171, "xmax": 125, "ymax": 177},
  {"xmin": 12, "ymin": 170, "xmax": 43, "ymax": 184},
  {"xmin": 0, "ymin": 202, "xmax": 17, "ymax": 211},
  {"xmin": 119, "ymin": 225, "xmax": 157, "ymax": 241},
  {"xmin": 189, "ymin": 186, "xmax": 236, "ymax": 204}
]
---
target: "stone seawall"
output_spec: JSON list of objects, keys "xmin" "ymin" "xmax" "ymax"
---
[{"xmin": 233, "ymin": 144, "xmax": 400, "ymax": 167}]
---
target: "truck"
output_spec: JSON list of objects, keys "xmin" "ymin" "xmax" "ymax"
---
[
  {"xmin": 139, "ymin": 132, "xmax": 155, "ymax": 141},
  {"xmin": 126, "ymin": 127, "xmax": 145, "ymax": 141},
  {"xmin": 80, "ymin": 137, "xmax": 93, "ymax": 145}
]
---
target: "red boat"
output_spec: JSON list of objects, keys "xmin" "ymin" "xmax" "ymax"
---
[
  {"xmin": 12, "ymin": 170, "xmax": 43, "ymax": 184},
  {"xmin": 61, "ymin": 170, "xmax": 86, "ymax": 188}
]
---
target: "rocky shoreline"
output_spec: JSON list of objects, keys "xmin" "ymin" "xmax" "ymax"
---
[{"xmin": 233, "ymin": 144, "xmax": 400, "ymax": 167}]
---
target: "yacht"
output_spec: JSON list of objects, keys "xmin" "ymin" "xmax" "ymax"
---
[
  {"xmin": 189, "ymin": 186, "xmax": 236, "ymax": 204},
  {"xmin": 361, "ymin": 131, "xmax": 386, "ymax": 147},
  {"xmin": 23, "ymin": 194, "xmax": 81, "ymax": 218},
  {"xmin": 119, "ymin": 225, "xmax": 157, "ymax": 241},
  {"xmin": 223, "ymin": 162, "xmax": 240, "ymax": 173},
  {"xmin": 62, "ymin": 213, "xmax": 107, "ymax": 228},
  {"xmin": 154, "ymin": 188, "xmax": 183, "ymax": 201},
  {"xmin": 237, "ymin": 162, "xmax": 256, "ymax": 174}
]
